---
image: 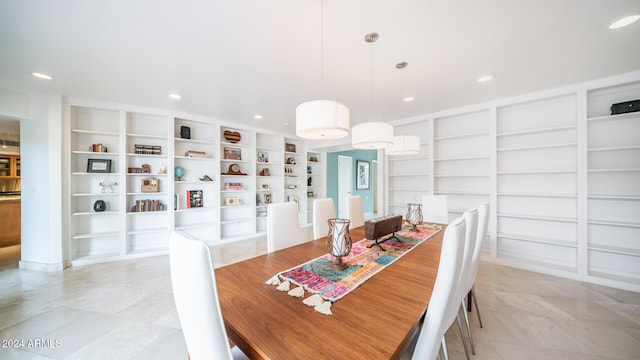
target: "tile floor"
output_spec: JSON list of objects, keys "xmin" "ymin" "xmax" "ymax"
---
[{"xmin": 1, "ymin": 241, "xmax": 639, "ymax": 359}]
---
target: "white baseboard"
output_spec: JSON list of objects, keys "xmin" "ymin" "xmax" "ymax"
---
[{"xmin": 19, "ymin": 260, "xmax": 64, "ymax": 272}]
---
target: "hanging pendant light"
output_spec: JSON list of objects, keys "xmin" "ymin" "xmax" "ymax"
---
[
  {"xmin": 351, "ymin": 32, "xmax": 394, "ymax": 149},
  {"xmin": 386, "ymin": 61, "xmax": 420, "ymax": 155},
  {"xmin": 296, "ymin": 0, "xmax": 350, "ymax": 140}
]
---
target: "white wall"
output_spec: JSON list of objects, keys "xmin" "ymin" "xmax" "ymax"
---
[{"xmin": 0, "ymin": 88, "xmax": 64, "ymax": 271}]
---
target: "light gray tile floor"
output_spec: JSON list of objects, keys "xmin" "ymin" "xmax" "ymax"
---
[{"xmin": 1, "ymin": 241, "xmax": 639, "ymax": 359}]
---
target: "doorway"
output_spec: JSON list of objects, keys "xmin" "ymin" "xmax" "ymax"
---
[{"xmin": 337, "ymin": 155, "xmax": 352, "ymax": 218}]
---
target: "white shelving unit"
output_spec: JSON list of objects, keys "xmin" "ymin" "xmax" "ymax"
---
[
  {"xmin": 586, "ymin": 81, "xmax": 640, "ymax": 287},
  {"xmin": 220, "ymin": 126, "xmax": 256, "ymax": 240},
  {"xmin": 65, "ymin": 101, "xmax": 315, "ymax": 265},
  {"xmin": 284, "ymin": 138, "xmax": 306, "ymax": 223},
  {"xmin": 495, "ymin": 95, "xmax": 579, "ymax": 273},
  {"xmin": 68, "ymin": 105, "xmax": 122, "ymax": 264},
  {"xmin": 386, "ymin": 121, "xmax": 431, "ymax": 215},
  {"xmin": 255, "ymin": 133, "xmax": 284, "ymax": 233},
  {"xmin": 433, "ymin": 110, "xmax": 491, "ymax": 221},
  {"xmin": 306, "ymin": 150, "xmax": 325, "ymax": 224},
  {"xmin": 124, "ymin": 111, "xmax": 171, "ymax": 257},
  {"xmin": 173, "ymin": 117, "xmax": 219, "ymax": 242}
]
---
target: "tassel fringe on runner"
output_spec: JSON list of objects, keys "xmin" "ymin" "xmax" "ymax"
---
[
  {"xmin": 288, "ymin": 286, "xmax": 305, "ymax": 298},
  {"xmin": 265, "ymin": 275, "xmax": 281, "ymax": 285}
]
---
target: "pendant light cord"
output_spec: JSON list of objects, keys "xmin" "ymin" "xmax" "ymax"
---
[
  {"xmin": 321, "ymin": 0, "xmax": 325, "ymax": 92},
  {"xmin": 370, "ymin": 39, "xmax": 374, "ymax": 119}
]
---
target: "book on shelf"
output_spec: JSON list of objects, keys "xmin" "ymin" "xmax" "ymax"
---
[
  {"xmin": 131, "ymin": 199, "xmax": 165, "ymax": 212},
  {"xmin": 224, "ymin": 182, "xmax": 244, "ymax": 190},
  {"xmin": 187, "ymin": 190, "xmax": 204, "ymax": 208}
]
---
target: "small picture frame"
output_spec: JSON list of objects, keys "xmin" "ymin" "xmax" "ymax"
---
[
  {"xmin": 264, "ymin": 192, "xmax": 272, "ymax": 204},
  {"xmin": 257, "ymin": 151, "xmax": 269, "ymax": 163},
  {"xmin": 224, "ymin": 147, "xmax": 242, "ymax": 160},
  {"xmin": 307, "ymin": 190, "xmax": 315, "ymax": 198},
  {"xmin": 87, "ymin": 159, "xmax": 112, "ymax": 173},
  {"xmin": 285, "ymin": 143, "xmax": 297, "ymax": 153}
]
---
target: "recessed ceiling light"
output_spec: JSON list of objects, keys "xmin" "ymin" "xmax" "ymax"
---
[
  {"xmin": 403, "ymin": 96, "xmax": 415, "ymax": 102},
  {"xmin": 254, "ymin": 114, "xmax": 263, "ymax": 120},
  {"xmin": 168, "ymin": 93, "xmax": 182, "ymax": 100},
  {"xmin": 283, "ymin": 122, "xmax": 289, "ymax": 126},
  {"xmin": 32, "ymin": 72, "xmax": 53, "ymax": 80},
  {"xmin": 477, "ymin": 75, "xmax": 493, "ymax": 83},
  {"xmin": 609, "ymin": 14, "xmax": 640, "ymax": 29}
]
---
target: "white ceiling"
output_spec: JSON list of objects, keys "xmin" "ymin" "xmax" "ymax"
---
[{"xmin": 1, "ymin": 0, "xmax": 639, "ymax": 139}]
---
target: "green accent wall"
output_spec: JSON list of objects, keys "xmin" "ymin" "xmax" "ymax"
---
[{"xmin": 327, "ymin": 149, "xmax": 377, "ymax": 214}]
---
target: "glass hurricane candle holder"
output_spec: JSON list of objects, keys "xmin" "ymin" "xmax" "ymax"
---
[
  {"xmin": 326, "ymin": 218, "xmax": 352, "ymax": 270},
  {"xmin": 406, "ymin": 203, "xmax": 423, "ymax": 232}
]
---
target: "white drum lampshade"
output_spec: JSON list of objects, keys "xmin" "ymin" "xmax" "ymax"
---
[
  {"xmin": 387, "ymin": 135, "xmax": 420, "ymax": 155},
  {"xmin": 296, "ymin": 100, "xmax": 350, "ymax": 140},
  {"xmin": 351, "ymin": 122, "xmax": 394, "ymax": 149}
]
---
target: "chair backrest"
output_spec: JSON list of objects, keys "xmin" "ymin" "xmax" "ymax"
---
[
  {"xmin": 313, "ymin": 198, "xmax": 336, "ymax": 240},
  {"xmin": 169, "ymin": 231, "xmax": 233, "ymax": 360},
  {"xmin": 421, "ymin": 195, "xmax": 449, "ymax": 224},
  {"xmin": 267, "ymin": 202, "xmax": 304, "ymax": 253},
  {"xmin": 464, "ymin": 202, "xmax": 489, "ymax": 292},
  {"xmin": 411, "ymin": 216, "xmax": 466, "ymax": 360},
  {"xmin": 346, "ymin": 195, "xmax": 365, "ymax": 228},
  {"xmin": 455, "ymin": 208, "xmax": 478, "ymax": 302}
]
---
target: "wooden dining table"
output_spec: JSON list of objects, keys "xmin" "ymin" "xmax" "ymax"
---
[{"xmin": 215, "ymin": 225, "xmax": 445, "ymax": 360}]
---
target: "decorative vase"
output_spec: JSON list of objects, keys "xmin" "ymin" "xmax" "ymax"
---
[
  {"xmin": 326, "ymin": 218, "xmax": 352, "ymax": 270},
  {"xmin": 93, "ymin": 200, "xmax": 107, "ymax": 212},
  {"xmin": 406, "ymin": 203, "xmax": 423, "ymax": 232}
]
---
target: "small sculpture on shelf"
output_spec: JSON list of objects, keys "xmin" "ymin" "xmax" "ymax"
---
[{"xmin": 99, "ymin": 180, "xmax": 118, "ymax": 193}]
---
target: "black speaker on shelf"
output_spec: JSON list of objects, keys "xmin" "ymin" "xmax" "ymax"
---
[
  {"xmin": 611, "ymin": 99, "xmax": 640, "ymax": 115},
  {"xmin": 180, "ymin": 126, "xmax": 191, "ymax": 139}
]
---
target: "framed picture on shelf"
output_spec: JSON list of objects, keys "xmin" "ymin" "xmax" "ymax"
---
[
  {"xmin": 87, "ymin": 159, "xmax": 112, "ymax": 173},
  {"xmin": 263, "ymin": 192, "xmax": 272, "ymax": 204},
  {"xmin": 307, "ymin": 190, "xmax": 315, "ymax": 198},
  {"xmin": 285, "ymin": 143, "xmax": 296, "ymax": 153},
  {"xmin": 356, "ymin": 160, "xmax": 370, "ymax": 190},
  {"xmin": 224, "ymin": 147, "xmax": 242, "ymax": 160},
  {"xmin": 257, "ymin": 151, "xmax": 269, "ymax": 163}
]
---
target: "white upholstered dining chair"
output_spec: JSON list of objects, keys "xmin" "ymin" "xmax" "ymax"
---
[
  {"xmin": 421, "ymin": 195, "xmax": 449, "ymax": 224},
  {"xmin": 346, "ymin": 195, "xmax": 365, "ymax": 228},
  {"xmin": 267, "ymin": 202, "xmax": 304, "ymax": 253},
  {"xmin": 168, "ymin": 231, "xmax": 249, "ymax": 360},
  {"xmin": 407, "ymin": 216, "xmax": 466, "ymax": 360},
  {"xmin": 455, "ymin": 208, "xmax": 478, "ymax": 358},
  {"xmin": 460, "ymin": 202, "xmax": 489, "ymax": 354},
  {"xmin": 313, "ymin": 198, "xmax": 336, "ymax": 240}
]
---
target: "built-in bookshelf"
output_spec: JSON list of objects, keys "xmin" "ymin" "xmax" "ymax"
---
[
  {"xmin": 495, "ymin": 95, "xmax": 579, "ymax": 273},
  {"xmin": 586, "ymin": 81, "xmax": 640, "ymax": 287},
  {"xmin": 173, "ymin": 117, "xmax": 218, "ymax": 242},
  {"xmin": 284, "ymin": 138, "xmax": 306, "ymax": 223},
  {"xmin": 255, "ymin": 133, "xmax": 284, "ymax": 233},
  {"xmin": 219, "ymin": 126, "xmax": 255, "ymax": 240},
  {"xmin": 306, "ymin": 150, "xmax": 325, "ymax": 223},
  {"xmin": 65, "ymin": 101, "xmax": 319, "ymax": 266},
  {"xmin": 68, "ymin": 105, "xmax": 122, "ymax": 264},
  {"xmin": 434, "ymin": 110, "xmax": 491, "ymax": 225},
  {"xmin": 386, "ymin": 121, "xmax": 431, "ymax": 217}
]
